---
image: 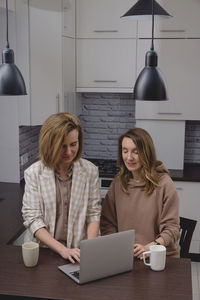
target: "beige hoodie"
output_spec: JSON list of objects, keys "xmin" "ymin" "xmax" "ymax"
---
[{"xmin": 100, "ymin": 161, "xmax": 180, "ymax": 257}]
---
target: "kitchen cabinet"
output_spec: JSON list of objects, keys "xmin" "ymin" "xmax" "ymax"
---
[
  {"xmin": 138, "ymin": 0, "xmax": 200, "ymax": 38},
  {"xmin": 136, "ymin": 119, "xmax": 185, "ymax": 170},
  {"xmin": 29, "ymin": 0, "xmax": 63, "ymax": 125},
  {"xmin": 175, "ymin": 181, "xmax": 200, "ymax": 254},
  {"xmin": 15, "ymin": 0, "xmax": 30, "ymax": 126},
  {"xmin": 76, "ymin": 0, "xmax": 137, "ymax": 38},
  {"xmin": 0, "ymin": 0, "xmax": 15, "ymax": 11},
  {"xmin": 62, "ymin": 36, "xmax": 81, "ymax": 115},
  {"xmin": 62, "ymin": 0, "xmax": 81, "ymax": 116},
  {"xmin": 76, "ymin": 0, "xmax": 137, "ymax": 92},
  {"xmin": 136, "ymin": 39, "xmax": 200, "ymax": 120},
  {"xmin": 76, "ymin": 39, "xmax": 137, "ymax": 93},
  {"xmin": 62, "ymin": 0, "xmax": 75, "ymax": 38}
]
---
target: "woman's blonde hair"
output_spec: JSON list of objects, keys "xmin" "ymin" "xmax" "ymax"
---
[
  {"xmin": 39, "ymin": 112, "xmax": 83, "ymax": 169},
  {"xmin": 117, "ymin": 128, "xmax": 161, "ymax": 195}
]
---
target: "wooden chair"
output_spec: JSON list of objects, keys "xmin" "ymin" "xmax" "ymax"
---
[{"xmin": 179, "ymin": 217, "xmax": 197, "ymax": 258}]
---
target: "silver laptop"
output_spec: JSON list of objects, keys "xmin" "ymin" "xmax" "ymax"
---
[{"xmin": 58, "ymin": 229, "xmax": 135, "ymax": 284}]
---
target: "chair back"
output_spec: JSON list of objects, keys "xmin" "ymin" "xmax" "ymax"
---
[{"xmin": 179, "ymin": 217, "xmax": 197, "ymax": 258}]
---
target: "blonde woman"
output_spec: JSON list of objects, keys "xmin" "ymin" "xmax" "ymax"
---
[
  {"xmin": 100, "ymin": 128, "xmax": 180, "ymax": 258},
  {"xmin": 22, "ymin": 113, "xmax": 101, "ymax": 263}
]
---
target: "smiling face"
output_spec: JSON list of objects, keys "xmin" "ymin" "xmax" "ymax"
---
[
  {"xmin": 122, "ymin": 137, "xmax": 142, "ymax": 179},
  {"xmin": 59, "ymin": 129, "xmax": 79, "ymax": 168}
]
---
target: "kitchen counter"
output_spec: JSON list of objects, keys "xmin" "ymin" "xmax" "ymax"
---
[
  {"xmin": 0, "ymin": 181, "xmax": 25, "ymax": 245},
  {"xmin": 88, "ymin": 159, "xmax": 200, "ymax": 182}
]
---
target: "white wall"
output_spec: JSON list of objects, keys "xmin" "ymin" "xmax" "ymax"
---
[{"xmin": 0, "ymin": 98, "xmax": 20, "ymax": 182}]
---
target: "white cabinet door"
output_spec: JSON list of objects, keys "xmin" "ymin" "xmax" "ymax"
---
[
  {"xmin": 76, "ymin": 39, "xmax": 136, "ymax": 92},
  {"xmin": 62, "ymin": 0, "xmax": 75, "ymax": 38},
  {"xmin": 136, "ymin": 39, "xmax": 200, "ymax": 120},
  {"xmin": 29, "ymin": 0, "xmax": 63, "ymax": 125},
  {"xmin": 76, "ymin": 0, "xmax": 137, "ymax": 38},
  {"xmin": 138, "ymin": 0, "xmax": 200, "ymax": 38},
  {"xmin": 136, "ymin": 119, "xmax": 185, "ymax": 170},
  {"xmin": 0, "ymin": 0, "xmax": 15, "ymax": 11},
  {"xmin": 175, "ymin": 181, "xmax": 200, "ymax": 253},
  {"xmin": 63, "ymin": 36, "xmax": 81, "ymax": 115}
]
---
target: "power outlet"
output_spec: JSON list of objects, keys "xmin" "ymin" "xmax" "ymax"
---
[{"xmin": 21, "ymin": 153, "xmax": 29, "ymax": 166}]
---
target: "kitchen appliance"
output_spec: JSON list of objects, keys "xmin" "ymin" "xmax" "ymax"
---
[
  {"xmin": 100, "ymin": 177, "xmax": 113, "ymax": 202},
  {"xmin": 87, "ymin": 158, "xmax": 118, "ymax": 203}
]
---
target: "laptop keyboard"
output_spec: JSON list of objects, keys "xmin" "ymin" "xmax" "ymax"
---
[{"xmin": 70, "ymin": 270, "xmax": 80, "ymax": 280}]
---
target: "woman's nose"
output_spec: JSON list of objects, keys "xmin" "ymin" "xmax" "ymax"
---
[
  {"xmin": 65, "ymin": 147, "xmax": 72, "ymax": 155},
  {"xmin": 127, "ymin": 152, "xmax": 133, "ymax": 160}
]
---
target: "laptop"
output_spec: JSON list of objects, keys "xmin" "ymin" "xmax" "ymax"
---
[{"xmin": 58, "ymin": 229, "xmax": 135, "ymax": 284}]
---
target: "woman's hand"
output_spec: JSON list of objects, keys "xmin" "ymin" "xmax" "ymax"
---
[
  {"xmin": 60, "ymin": 247, "xmax": 80, "ymax": 264},
  {"xmin": 134, "ymin": 243, "xmax": 149, "ymax": 260}
]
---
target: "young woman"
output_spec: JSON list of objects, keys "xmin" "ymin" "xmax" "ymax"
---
[
  {"xmin": 22, "ymin": 112, "xmax": 101, "ymax": 263},
  {"xmin": 100, "ymin": 128, "xmax": 180, "ymax": 258}
]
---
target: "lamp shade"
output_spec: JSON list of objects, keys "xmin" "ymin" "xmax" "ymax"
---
[
  {"xmin": 121, "ymin": 0, "xmax": 171, "ymax": 18},
  {"xmin": 0, "ymin": 48, "xmax": 27, "ymax": 95},
  {"xmin": 133, "ymin": 50, "xmax": 168, "ymax": 101}
]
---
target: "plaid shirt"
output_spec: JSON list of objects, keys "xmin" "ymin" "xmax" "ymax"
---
[{"xmin": 22, "ymin": 158, "xmax": 101, "ymax": 248}]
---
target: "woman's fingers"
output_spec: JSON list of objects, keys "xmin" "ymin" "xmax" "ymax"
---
[
  {"xmin": 68, "ymin": 248, "xmax": 80, "ymax": 263},
  {"xmin": 134, "ymin": 244, "xmax": 146, "ymax": 258},
  {"xmin": 68, "ymin": 255, "xmax": 75, "ymax": 264}
]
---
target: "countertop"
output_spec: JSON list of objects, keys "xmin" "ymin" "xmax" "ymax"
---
[
  {"xmin": 88, "ymin": 159, "xmax": 200, "ymax": 182},
  {"xmin": 0, "ymin": 181, "xmax": 25, "ymax": 245}
]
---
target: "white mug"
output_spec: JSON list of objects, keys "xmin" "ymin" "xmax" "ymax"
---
[
  {"xmin": 143, "ymin": 245, "xmax": 166, "ymax": 271},
  {"xmin": 22, "ymin": 242, "xmax": 39, "ymax": 267}
]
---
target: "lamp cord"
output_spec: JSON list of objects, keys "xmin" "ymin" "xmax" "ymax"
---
[
  {"xmin": 6, "ymin": 0, "xmax": 9, "ymax": 48},
  {"xmin": 151, "ymin": 0, "xmax": 154, "ymax": 51}
]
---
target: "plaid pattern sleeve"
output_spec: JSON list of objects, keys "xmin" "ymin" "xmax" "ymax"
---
[
  {"xmin": 86, "ymin": 162, "xmax": 101, "ymax": 224},
  {"xmin": 67, "ymin": 159, "xmax": 101, "ymax": 248},
  {"xmin": 22, "ymin": 161, "xmax": 56, "ymax": 238}
]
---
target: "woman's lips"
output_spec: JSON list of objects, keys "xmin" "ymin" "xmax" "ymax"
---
[
  {"xmin": 62, "ymin": 156, "xmax": 72, "ymax": 160},
  {"xmin": 127, "ymin": 162, "xmax": 136, "ymax": 167}
]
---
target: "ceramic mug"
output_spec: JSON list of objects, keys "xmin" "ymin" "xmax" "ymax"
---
[
  {"xmin": 143, "ymin": 245, "xmax": 166, "ymax": 271},
  {"xmin": 22, "ymin": 242, "xmax": 39, "ymax": 267}
]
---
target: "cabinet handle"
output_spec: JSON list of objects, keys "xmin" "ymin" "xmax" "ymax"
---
[
  {"xmin": 160, "ymin": 29, "xmax": 186, "ymax": 33},
  {"xmin": 56, "ymin": 94, "xmax": 60, "ymax": 113},
  {"xmin": 157, "ymin": 112, "xmax": 182, "ymax": 115},
  {"xmin": 93, "ymin": 30, "xmax": 118, "ymax": 33},
  {"xmin": 176, "ymin": 187, "xmax": 183, "ymax": 191},
  {"xmin": 94, "ymin": 80, "xmax": 117, "ymax": 83}
]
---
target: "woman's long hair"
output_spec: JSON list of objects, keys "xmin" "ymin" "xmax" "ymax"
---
[
  {"xmin": 117, "ymin": 128, "xmax": 161, "ymax": 195},
  {"xmin": 39, "ymin": 112, "xmax": 83, "ymax": 169}
]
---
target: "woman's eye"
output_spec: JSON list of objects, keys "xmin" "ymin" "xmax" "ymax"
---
[{"xmin": 71, "ymin": 142, "xmax": 77, "ymax": 147}]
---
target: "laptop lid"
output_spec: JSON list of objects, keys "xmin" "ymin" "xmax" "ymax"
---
[{"xmin": 58, "ymin": 230, "xmax": 135, "ymax": 284}]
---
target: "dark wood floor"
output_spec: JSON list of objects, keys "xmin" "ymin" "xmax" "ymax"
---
[{"xmin": 0, "ymin": 181, "xmax": 25, "ymax": 245}]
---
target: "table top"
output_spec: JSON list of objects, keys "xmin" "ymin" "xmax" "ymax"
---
[{"xmin": 0, "ymin": 245, "xmax": 192, "ymax": 300}]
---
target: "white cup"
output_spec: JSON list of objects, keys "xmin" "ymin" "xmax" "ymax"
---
[
  {"xmin": 143, "ymin": 245, "xmax": 166, "ymax": 271},
  {"xmin": 22, "ymin": 242, "xmax": 39, "ymax": 267}
]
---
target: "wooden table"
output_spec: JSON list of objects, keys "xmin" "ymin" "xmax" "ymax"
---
[{"xmin": 0, "ymin": 245, "xmax": 192, "ymax": 300}]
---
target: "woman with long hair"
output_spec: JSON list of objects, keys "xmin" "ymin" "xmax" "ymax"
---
[
  {"xmin": 22, "ymin": 112, "xmax": 101, "ymax": 263},
  {"xmin": 100, "ymin": 128, "xmax": 180, "ymax": 258}
]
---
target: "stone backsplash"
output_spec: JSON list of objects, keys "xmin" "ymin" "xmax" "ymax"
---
[
  {"xmin": 79, "ymin": 93, "xmax": 136, "ymax": 159},
  {"xmin": 19, "ymin": 125, "xmax": 41, "ymax": 180}
]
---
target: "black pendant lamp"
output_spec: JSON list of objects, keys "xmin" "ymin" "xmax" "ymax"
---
[
  {"xmin": 0, "ymin": 0, "xmax": 27, "ymax": 95},
  {"xmin": 122, "ymin": 0, "xmax": 171, "ymax": 101}
]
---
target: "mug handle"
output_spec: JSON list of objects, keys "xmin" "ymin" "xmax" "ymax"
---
[{"xmin": 143, "ymin": 251, "xmax": 151, "ymax": 266}]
